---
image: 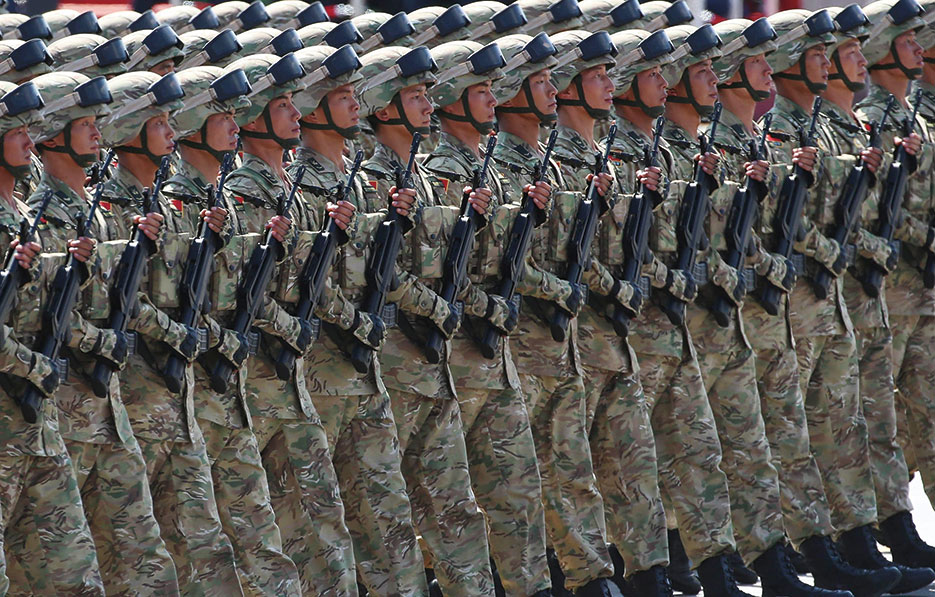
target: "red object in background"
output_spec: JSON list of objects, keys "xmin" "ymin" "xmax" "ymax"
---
[{"xmin": 57, "ymin": 0, "xmax": 350, "ymax": 18}]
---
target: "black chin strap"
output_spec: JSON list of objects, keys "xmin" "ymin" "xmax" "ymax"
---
[
  {"xmin": 0, "ymin": 134, "xmax": 30, "ymax": 180},
  {"xmin": 869, "ymin": 41, "xmax": 923, "ymax": 80},
  {"xmin": 773, "ymin": 52, "xmax": 828, "ymax": 93},
  {"xmin": 40, "ymin": 121, "xmax": 98, "ymax": 167},
  {"xmin": 300, "ymin": 97, "xmax": 362, "ymax": 140},
  {"xmin": 720, "ymin": 63, "xmax": 771, "ymax": 101},
  {"xmin": 118, "ymin": 125, "xmax": 166, "ymax": 166},
  {"xmin": 613, "ymin": 80, "xmax": 664, "ymax": 117},
  {"xmin": 557, "ymin": 75, "xmax": 611, "ymax": 120},
  {"xmin": 829, "ymin": 49, "xmax": 867, "ymax": 92},
  {"xmin": 240, "ymin": 104, "xmax": 301, "ymax": 149},
  {"xmin": 438, "ymin": 90, "xmax": 496, "ymax": 134},
  {"xmin": 664, "ymin": 70, "xmax": 716, "ymax": 116},
  {"xmin": 497, "ymin": 78, "xmax": 558, "ymax": 124},
  {"xmin": 179, "ymin": 120, "xmax": 229, "ymax": 162},
  {"xmin": 377, "ymin": 93, "xmax": 431, "ymax": 136}
]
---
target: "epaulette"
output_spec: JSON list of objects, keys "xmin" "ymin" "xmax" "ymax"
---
[
  {"xmin": 554, "ymin": 154, "xmax": 593, "ymax": 171},
  {"xmin": 764, "ymin": 129, "xmax": 793, "ymax": 142},
  {"xmin": 609, "ymin": 149, "xmax": 637, "ymax": 162},
  {"xmin": 713, "ymin": 141, "xmax": 744, "ymax": 156},
  {"xmin": 491, "ymin": 156, "xmax": 533, "ymax": 176},
  {"xmin": 161, "ymin": 189, "xmax": 202, "ymax": 205},
  {"xmin": 666, "ymin": 138, "xmax": 694, "ymax": 150}
]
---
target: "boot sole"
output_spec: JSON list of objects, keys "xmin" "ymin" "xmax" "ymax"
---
[{"xmin": 815, "ymin": 568, "xmax": 901, "ymax": 597}]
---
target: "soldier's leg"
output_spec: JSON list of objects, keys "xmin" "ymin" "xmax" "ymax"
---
[
  {"xmin": 327, "ymin": 391, "xmax": 428, "ymax": 597},
  {"xmin": 393, "ymin": 389, "xmax": 495, "ymax": 597},
  {"xmin": 253, "ymin": 418, "xmax": 357, "ymax": 597},
  {"xmin": 201, "ymin": 420, "xmax": 300, "ymax": 597},
  {"xmin": 520, "ymin": 373, "xmax": 614, "ymax": 589},
  {"xmin": 754, "ymin": 345, "xmax": 834, "ymax": 546},
  {"xmin": 458, "ymin": 385, "xmax": 550, "ymax": 596},
  {"xmin": 584, "ymin": 366, "xmax": 668, "ymax": 575},
  {"xmin": 139, "ymin": 436, "xmax": 243, "ymax": 596}
]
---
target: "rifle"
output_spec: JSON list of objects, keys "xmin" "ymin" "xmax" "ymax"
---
[
  {"xmin": 860, "ymin": 89, "xmax": 923, "ymax": 297},
  {"xmin": 345, "ymin": 132, "xmax": 422, "ymax": 375},
  {"xmin": 658, "ymin": 102, "xmax": 722, "ymax": 326},
  {"xmin": 423, "ymin": 133, "xmax": 498, "ymax": 363},
  {"xmin": 708, "ymin": 114, "xmax": 772, "ymax": 326},
  {"xmin": 475, "ymin": 129, "xmax": 557, "ymax": 358},
  {"xmin": 208, "ymin": 165, "xmax": 304, "ymax": 393},
  {"xmin": 813, "ymin": 97, "xmax": 893, "ymax": 299},
  {"xmin": 89, "ymin": 155, "xmax": 171, "ymax": 398},
  {"xmin": 0, "ymin": 191, "xmax": 51, "ymax": 328},
  {"xmin": 273, "ymin": 151, "xmax": 363, "ymax": 380},
  {"xmin": 548, "ymin": 123, "xmax": 618, "ymax": 342},
  {"xmin": 20, "ymin": 150, "xmax": 115, "ymax": 423},
  {"xmin": 163, "ymin": 146, "xmax": 238, "ymax": 393},
  {"xmin": 757, "ymin": 96, "xmax": 822, "ymax": 315},
  {"xmin": 609, "ymin": 117, "xmax": 664, "ymax": 337}
]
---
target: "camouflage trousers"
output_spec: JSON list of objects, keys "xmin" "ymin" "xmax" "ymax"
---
[
  {"xmin": 0, "ymin": 449, "xmax": 104, "ymax": 596},
  {"xmin": 853, "ymin": 325, "xmax": 911, "ymax": 521},
  {"xmin": 199, "ymin": 420, "xmax": 300, "ymax": 597},
  {"xmin": 389, "ymin": 389, "xmax": 495, "ymax": 596},
  {"xmin": 583, "ymin": 365, "xmax": 668, "ymax": 576},
  {"xmin": 66, "ymin": 437, "xmax": 180, "ymax": 596},
  {"xmin": 251, "ymin": 415, "xmax": 357, "ymax": 597},
  {"xmin": 457, "ymin": 384, "xmax": 550, "ymax": 597},
  {"xmin": 892, "ymin": 314, "xmax": 935, "ymax": 511},
  {"xmin": 137, "ymin": 434, "xmax": 243, "ymax": 596},
  {"xmin": 519, "ymin": 372, "xmax": 613, "ymax": 589},
  {"xmin": 311, "ymin": 389, "xmax": 427, "ymax": 597},
  {"xmin": 752, "ymin": 343, "xmax": 834, "ymax": 546},
  {"xmin": 635, "ymin": 344, "xmax": 735, "ymax": 565},
  {"xmin": 796, "ymin": 331, "xmax": 877, "ymax": 533}
]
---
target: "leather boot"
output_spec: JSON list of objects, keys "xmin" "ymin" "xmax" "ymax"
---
[
  {"xmin": 752, "ymin": 542, "xmax": 853, "ymax": 597},
  {"xmin": 727, "ymin": 551, "xmax": 758, "ymax": 584},
  {"xmin": 879, "ymin": 510, "xmax": 935, "ymax": 572},
  {"xmin": 574, "ymin": 578, "xmax": 613, "ymax": 597},
  {"xmin": 696, "ymin": 553, "xmax": 755, "ymax": 597},
  {"xmin": 626, "ymin": 565, "xmax": 673, "ymax": 597},
  {"xmin": 666, "ymin": 529, "xmax": 701, "ymax": 595},
  {"xmin": 839, "ymin": 524, "xmax": 934, "ymax": 594},
  {"xmin": 799, "ymin": 534, "xmax": 900, "ymax": 597}
]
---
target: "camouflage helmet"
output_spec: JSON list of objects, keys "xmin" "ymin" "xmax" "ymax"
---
[
  {"xmin": 0, "ymin": 14, "xmax": 51, "ymax": 41},
  {"xmin": 100, "ymin": 71, "xmax": 184, "ymax": 149},
  {"xmin": 0, "ymin": 80, "xmax": 43, "ymax": 138},
  {"xmin": 292, "ymin": 44, "xmax": 362, "ymax": 138},
  {"xmin": 550, "ymin": 30, "xmax": 617, "ymax": 93},
  {"xmin": 408, "ymin": 5, "xmax": 472, "ymax": 48},
  {"xmin": 608, "ymin": 29, "xmax": 675, "ymax": 117},
  {"xmin": 213, "ymin": 0, "xmax": 270, "ymax": 33},
  {"xmin": 767, "ymin": 9, "xmax": 836, "ymax": 74},
  {"xmin": 223, "ymin": 52, "xmax": 307, "ymax": 127},
  {"xmin": 30, "ymin": 72, "xmax": 112, "ymax": 157},
  {"xmin": 49, "ymin": 34, "xmax": 129, "ymax": 79},
  {"xmin": 99, "ymin": 10, "xmax": 158, "ymax": 39},
  {"xmin": 43, "ymin": 9, "xmax": 100, "ymax": 41},
  {"xmin": 178, "ymin": 29, "xmax": 243, "ymax": 69},
  {"xmin": 237, "ymin": 28, "xmax": 304, "ymax": 58},
  {"xmin": 916, "ymin": 0, "xmax": 935, "ymax": 49},
  {"xmin": 155, "ymin": 5, "xmax": 219, "ymax": 35},
  {"xmin": 353, "ymin": 12, "xmax": 416, "ymax": 54},
  {"xmin": 123, "ymin": 25, "xmax": 185, "ymax": 72},
  {"xmin": 491, "ymin": 32, "xmax": 559, "ymax": 122},
  {"xmin": 579, "ymin": 0, "xmax": 643, "ymax": 34},
  {"xmin": 267, "ymin": 1, "xmax": 329, "ymax": 30},
  {"xmin": 712, "ymin": 18, "xmax": 778, "ymax": 84},
  {"xmin": 0, "ymin": 39, "xmax": 52, "ymax": 83},
  {"xmin": 358, "ymin": 45, "xmax": 437, "ymax": 137},
  {"xmin": 172, "ymin": 65, "xmax": 251, "ymax": 144},
  {"xmin": 636, "ymin": 1, "xmax": 694, "ymax": 33},
  {"xmin": 430, "ymin": 40, "xmax": 504, "ymax": 132},
  {"xmin": 862, "ymin": 0, "xmax": 925, "ymax": 71},
  {"xmin": 659, "ymin": 24, "xmax": 722, "ymax": 86},
  {"xmin": 464, "ymin": 2, "xmax": 528, "ymax": 45},
  {"xmin": 826, "ymin": 4, "xmax": 871, "ymax": 51},
  {"xmin": 517, "ymin": 0, "xmax": 584, "ymax": 36}
]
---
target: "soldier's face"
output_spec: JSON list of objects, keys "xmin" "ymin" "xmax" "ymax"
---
[
  {"xmin": 802, "ymin": 45, "xmax": 831, "ymax": 87},
  {"xmin": 678, "ymin": 60, "xmax": 718, "ymax": 107},
  {"xmin": 323, "ymin": 83, "xmax": 360, "ymax": 130},
  {"xmin": 66, "ymin": 116, "xmax": 101, "ymax": 157},
  {"xmin": 527, "ymin": 69, "xmax": 558, "ymax": 116},
  {"xmin": 742, "ymin": 53, "xmax": 773, "ymax": 94},
  {"xmin": 633, "ymin": 66, "xmax": 668, "ymax": 108},
  {"xmin": 3, "ymin": 125, "xmax": 33, "ymax": 168},
  {"xmin": 150, "ymin": 59, "xmax": 176, "ymax": 76},
  {"xmin": 892, "ymin": 30, "xmax": 924, "ymax": 73},
  {"xmin": 463, "ymin": 81, "xmax": 497, "ymax": 124},
  {"xmin": 397, "ymin": 84, "xmax": 434, "ymax": 129},
  {"xmin": 572, "ymin": 64, "xmax": 614, "ymax": 112},
  {"xmin": 831, "ymin": 40, "xmax": 867, "ymax": 84},
  {"xmin": 205, "ymin": 111, "xmax": 239, "ymax": 152},
  {"xmin": 267, "ymin": 92, "xmax": 301, "ymax": 140},
  {"xmin": 141, "ymin": 112, "xmax": 175, "ymax": 157}
]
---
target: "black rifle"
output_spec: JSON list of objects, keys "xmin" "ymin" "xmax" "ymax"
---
[
  {"xmin": 708, "ymin": 114, "xmax": 772, "ymax": 326},
  {"xmin": 475, "ymin": 129, "xmax": 557, "ymax": 358},
  {"xmin": 273, "ymin": 151, "xmax": 363, "ymax": 380},
  {"xmin": 0, "ymin": 190, "xmax": 51, "ymax": 328},
  {"xmin": 163, "ymin": 146, "xmax": 239, "ymax": 393},
  {"xmin": 609, "ymin": 117, "xmax": 664, "ymax": 337},
  {"xmin": 89, "ymin": 155, "xmax": 170, "ymax": 398},
  {"xmin": 757, "ymin": 96, "xmax": 823, "ymax": 315},
  {"xmin": 346, "ymin": 133, "xmax": 422, "ymax": 374},
  {"xmin": 860, "ymin": 89, "xmax": 923, "ymax": 297},
  {"xmin": 20, "ymin": 150, "xmax": 115, "ymax": 423},
  {"xmin": 423, "ymin": 133, "xmax": 498, "ymax": 363},
  {"xmin": 659, "ymin": 102, "xmax": 722, "ymax": 326},
  {"xmin": 813, "ymin": 97, "xmax": 893, "ymax": 299},
  {"xmin": 549, "ymin": 123, "xmax": 617, "ymax": 342},
  {"xmin": 208, "ymin": 165, "xmax": 304, "ymax": 393}
]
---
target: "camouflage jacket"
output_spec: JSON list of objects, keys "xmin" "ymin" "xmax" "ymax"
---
[
  {"xmin": 422, "ymin": 132, "xmax": 520, "ymax": 391},
  {"xmin": 161, "ymin": 159, "xmax": 239, "ymax": 238},
  {"xmin": 857, "ymin": 83, "xmax": 935, "ymax": 317},
  {"xmin": 766, "ymin": 94, "xmax": 853, "ymax": 338}
]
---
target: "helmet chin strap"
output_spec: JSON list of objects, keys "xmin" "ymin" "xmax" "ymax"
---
[
  {"xmin": 41, "ymin": 121, "xmax": 98, "ymax": 168},
  {"xmin": 720, "ymin": 62, "xmax": 771, "ymax": 102},
  {"xmin": 497, "ymin": 78, "xmax": 558, "ymax": 124},
  {"xmin": 118, "ymin": 125, "xmax": 167, "ymax": 166},
  {"xmin": 665, "ymin": 71, "xmax": 716, "ymax": 117},
  {"xmin": 240, "ymin": 104, "xmax": 301, "ymax": 150},
  {"xmin": 0, "ymin": 134, "xmax": 32, "ymax": 180},
  {"xmin": 377, "ymin": 93, "xmax": 431, "ymax": 136},
  {"xmin": 299, "ymin": 97, "xmax": 361, "ymax": 140},
  {"xmin": 437, "ymin": 90, "xmax": 495, "ymax": 134},
  {"xmin": 613, "ymin": 82, "xmax": 664, "ymax": 118},
  {"xmin": 773, "ymin": 52, "xmax": 828, "ymax": 94},
  {"xmin": 869, "ymin": 41, "xmax": 923, "ymax": 80},
  {"xmin": 557, "ymin": 75, "xmax": 611, "ymax": 120},
  {"xmin": 179, "ymin": 120, "xmax": 230, "ymax": 162},
  {"xmin": 829, "ymin": 49, "xmax": 867, "ymax": 92}
]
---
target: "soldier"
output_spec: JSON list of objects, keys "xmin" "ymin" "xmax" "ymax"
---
[
  {"xmin": 357, "ymin": 45, "xmax": 498, "ymax": 596},
  {"xmin": 164, "ymin": 65, "xmax": 304, "ymax": 596},
  {"xmin": 235, "ymin": 28, "xmax": 304, "ymax": 59},
  {"xmin": 155, "ymin": 4, "xmax": 220, "ymax": 35},
  {"xmin": 0, "ymin": 79, "xmax": 105, "ymax": 597},
  {"xmin": 422, "ymin": 39, "xmax": 552, "ymax": 597},
  {"xmin": 47, "ymin": 34, "xmax": 130, "ymax": 79},
  {"xmin": 265, "ymin": 1, "xmax": 328, "ymax": 30},
  {"xmin": 856, "ymin": 0, "xmax": 935, "ymax": 572},
  {"xmin": 42, "ymin": 9, "xmax": 101, "ymax": 41},
  {"xmin": 0, "ymin": 39, "xmax": 53, "ymax": 84},
  {"xmin": 491, "ymin": 32, "xmax": 615, "ymax": 597},
  {"xmin": 212, "ymin": 1, "xmax": 271, "ymax": 34},
  {"xmin": 288, "ymin": 44, "xmax": 428, "ymax": 596},
  {"xmin": 123, "ymin": 24, "xmax": 184, "ymax": 76},
  {"xmin": 98, "ymin": 9, "xmax": 158, "ymax": 41},
  {"xmin": 177, "ymin": 29, "xmax": 244, "ymax": 70},
  {"xmin": 22, "ymin": 71, "xmax": 181, "ymax": 597}
]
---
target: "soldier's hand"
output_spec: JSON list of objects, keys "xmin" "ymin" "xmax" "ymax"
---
[
  {"xmin": 709, "ymin": 260, "xmax": 746, "ymax": 307},
  {"xmin": 524, "ymin": 181, "xmax": 551, "ymax": 210},
  {"xmin": 390, "ymin": 186, "xmax": 417, "ymax": 217},
  {"xmin": 792, "ymin": 146, "xmax": 818, "ymax": 173},
  {"xmin": 27, "ymin": 352, "xmax": 60, "ymax": 397},
  {"xmin": 665, "ymin": 268, "xmax": 697, "ymax": 302},
  {"xmin": 352, "ymin": 311, "xmax": 385, "ymax": 350},
  {"xmin": 200, "ymin": 206, "xmax": 228, "ymax": 233},
  {"xmin": 587, "ymin": 171, "xmax": 614, "ymax": 197},
  {"xmin": 860, "ymin": 147, "xmax": 883, "ymax": 173},
  {"xmin": 92, "ymin": 329, "xmax": 129, "ymax": 369},
  {"xmin": 484, "ymin": 294, "xmax": 518, "ymax": 334},
  {"xmin": 69, "ymin": 237, "xmax": 96, "ymax": 263},
  {"xmin": 764, "ymin": 255, "xmax": 796, "ymax": 293},
  {"xmin": 134, "ymin": 212, "xmax": 164, "ymax": 242},
  {"xmin": 637, "ymin": 166, "xmax": 662, "ymax": 192},
  {"xmin": 695, "ymin": 152, "xmax": 719, "ymax": 175},
  {"xmin": 11, "ymin": 240, "xmax": 40, "ymax": 270},
  {"xmin": 896, "ymin": 132, "xmax": 923, "ymax": 156},
  {"xmin": 327, "ymin": 200, "xmax": 356, "ymax": 230},
  {"xmin": 430, "ymin": 297, "xmax": 461, "ymax": 338},
  {"xmin": 216, "ymin": 329, "xmax": 250, "ymax": 369},
  {"xmin": 744, "ymin": 159, "xmax": 770, "ymax": 182},
  {"xmin": 611, "ymin": 278, "xmax": 642, "ymax": 316},
  {"xmin": 466, "ymin": 187, "xmax": 492, "ymax": 216},
  {"xmin": 266, "ymin": 215, "xmax": 291, "ymax": 243},
  {"xmin": 560, "ymin": 281, "xmax": 584, "ymax": 317}
]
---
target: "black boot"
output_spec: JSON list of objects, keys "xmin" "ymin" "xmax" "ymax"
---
[
  {"xmin": 726, "ymin": 551, "xmax": 759, "ymax": 584},
  {"xmin": 786, "ymin": 543, "xmax": 811, "ymax": 575},
  {"xmin": 696, "ymin": 553, "xmax": 755, "ymax": 596},
  {"xmin": 752, "ymin": 543, "xmax": 853, "ymax": 597},
  {"xmin": 800, "ymin": 534, "xmax": 900, "ymax": 597},
  {"xmin": 667, "ymin": 529, "xmax": 701, "ymax": 595},
  {"xmin": 626, "ymin": 565, "xmax": 673, "ymax": 597},
  {"xmin": 609, "ymin": 543, "xmax": 627, "ymax": 591},
  {"xmin": 574, "ymin": 578, "xmax": 613, "ymax": 597},
  {"xmin": 530, "ymin": 591, "xmax": 552, "ymax": 597},
  {"xmin": 880, "ymin": 510, "xmax": 935, "ymax": 571},
  {"xmin": 840, "ymin": 524, "xmax": 934, "ymax": 594},
  {"xmin": 492, "ymin": 558, "xmax": 506, "ymax": 597},
  {"xmin": 547, "ymin": 549, "xmax": 572, "ymax": 596}
]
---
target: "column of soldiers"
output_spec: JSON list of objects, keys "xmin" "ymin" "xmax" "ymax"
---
[{"xmin": 1, "ymin": 0, "xmax": 935, "ymax": 596}]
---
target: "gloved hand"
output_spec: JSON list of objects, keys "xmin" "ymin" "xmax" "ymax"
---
[
  {"xmin": 215, "ymin": 329, "xmax": 250, "ymax": 369},
  {"xmin": 861, "ymin": 233, "xmax": 900, "ymax": 273},
  {"xmin": 27, "ymin": 352, "xmax": 60, "ymax": 397},
  {"xmin": 430, "ymin": 297, "xmax": 462, "ymax": 339},
  {"xmin": 484, "ymin": 294, "xmax": 518, "ymax": 334},
  {"xmin": 90, "ymin": 329, "xmax": 129, "ymax": 369},
  {"xmin": 610, "ymin": 278, "xmax": 642, "ymax": 316},
  {"xmin": 665, "ymin": 268, "xmax": 697, "ymax": 302},
  {"xmin": 815, "ymin": 236, "xmax": 845, "ymax": 276},
  {"xmin": 708, "ymin": 259, "xmax": 745, "ymax": 307},
  {"xmin": 165, "ymin": 323, "xmax": 201, "ymax": 363},
  {"xmin": 557, "ymin": 281, "xmax": 584, "ymax": 317},
  {"xmin": 283, "ymin": 319, "xmax": 315, "ymax": 355},
  {"xmin": 761, "ymin": 254, "xmax": 797, "ymax": 293},
  {"xmin": 351, "ymin": 311, "xmax": 386, "ymax": 350}
]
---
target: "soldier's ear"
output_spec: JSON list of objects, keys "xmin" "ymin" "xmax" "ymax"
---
[
  {"xmin": 373, "ymin": 105, "xmax": 394, "ymax": 123},
  {"xmin": 556, "ymin": 85, "xmax": 577, "ymax": 100}
]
